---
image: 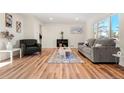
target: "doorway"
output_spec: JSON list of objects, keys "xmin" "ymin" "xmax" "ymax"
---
[{"xmin": 39, "ymin": 24, "xmax": 42, "ymax": 50}]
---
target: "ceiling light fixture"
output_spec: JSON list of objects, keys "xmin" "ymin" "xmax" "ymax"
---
[
  {"xmin": 75, "ymin": 17, "xmax": 79, "ymax": 21},
  {"xmin": 49, "ymin": 17, "xmax": 53, "ymax": 21}
]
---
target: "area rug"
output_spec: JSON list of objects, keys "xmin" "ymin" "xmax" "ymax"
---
[{"xmin": 48, "ymin": 50, "xmax": 83, "ymax": 64}]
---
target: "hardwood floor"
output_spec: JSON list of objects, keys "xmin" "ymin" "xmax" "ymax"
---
[{"xmin": 0, "ymin": 48, "xmax": 124, "ymax": 79}]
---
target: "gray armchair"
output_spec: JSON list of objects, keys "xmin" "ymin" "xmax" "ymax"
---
[{"xmin": 20, "ymin": 39, "xmax": 41, "ymax": 56}]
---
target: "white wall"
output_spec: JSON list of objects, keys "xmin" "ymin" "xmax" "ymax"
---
[
  {"xmin": 23, "ymin": 16, "xmax": 34, "ymax": 39},
  {"xmin": 0, "ymin": 13, "xmax": 24, "ymax": 61},
  {"xmin": 23, "ymin": 15, "xmax": 43, "ymax": 43},
  {"xmin": 42, "ymin": 23, "xmax": 86, "ymax": 48},
  {"xmin": 119, "ymin": 14, "xmax": 124, "ymax": 66},
  {"xmin": 119, "ymin": 14, "xmax": 124, "ymax": 53},
  {"xmin": 85, "ymin": 20, "xmax": 94, "ymax": 39}
]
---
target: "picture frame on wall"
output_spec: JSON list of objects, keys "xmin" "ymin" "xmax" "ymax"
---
[
  {"xmin": 5, "ymin": 13, "xmax": 13, "ymax": 28},
  {"xmin": 70, "ymin": 26, "xmax": 83, "ymax": 34},
  {"xmin": 16, "ymin": 21, "xmax": 21, "ymax": 33}
]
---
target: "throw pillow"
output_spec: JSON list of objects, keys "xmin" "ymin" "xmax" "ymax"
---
[
  {"xmin": 84, "ymin": 41, "xmax": 89, "ymax": 47},
  {"xmin": 95, "ymin": 44, "xmax": 102, "ymax": 47},
  {"xmin": 87, "ymin": 39, "xmax": 96, "ymax": 47}
]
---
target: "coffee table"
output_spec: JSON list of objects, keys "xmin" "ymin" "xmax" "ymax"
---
[
  {"xmin": 48, "ymin": 47, "xmax": 83, "ymax": 63},
  {"xmin": 63, "ymin": 47, "xmax": 72, "ymax": 59},
  {"xmin": 57, "ymin": 47, "xmax": 73, "ymax": 63}
]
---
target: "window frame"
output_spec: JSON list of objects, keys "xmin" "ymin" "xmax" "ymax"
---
[
  {"xmin": 110, "ymin": 14, "xmax": 120, "ymax": 40},
  {"xmin": 93, "ymin": 14, "xmax": 120, "ymax": 39}
]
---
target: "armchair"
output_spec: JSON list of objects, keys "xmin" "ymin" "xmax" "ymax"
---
[{"xmin": 20, "ymin": 39, "xmax": 41, "ymax": 56}]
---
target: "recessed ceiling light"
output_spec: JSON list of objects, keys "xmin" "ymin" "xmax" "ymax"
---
[
  {"xmin": 75, "ymin": 17, "xmax": 79, "ymax": 21},
  {"xmin": 49, "ymin": 17, "xmax": 53, "ymax": 21}
]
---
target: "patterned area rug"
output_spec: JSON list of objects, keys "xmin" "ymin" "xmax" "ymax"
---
[{"xmin": 48, "ymin": 49, "xmax": 83, "ymax": 64}]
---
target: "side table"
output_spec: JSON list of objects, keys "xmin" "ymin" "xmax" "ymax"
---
[
  {"xmin": 0, "ymin": 48, "xmax": 22, "ymax": 64},
  {"xmin": 112, "ymin": 54, "xmax": 124, "ymax": 64}
]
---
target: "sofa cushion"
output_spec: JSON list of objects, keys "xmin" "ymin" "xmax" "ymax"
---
[
  {"xmin": 20, "ymin": 39, "xmax": 37, "ymax": 46},
  {"xmin": 95, "ymin": 44, "xmax": 102, "ymax": 47},
  {"xmin": 78, "ymin": 44, "xmax": 84, "ymax": 49},
  {"xmin": 94, "ymin": 39, "xmax": 115, "ymax": 46},
  {"xmin": 87, "ymin": 38, "xmax": 96, "ymax": 47},
  {"xmin": 26, "ymin": 41, "xmax": 36, "ymax": 46},
  {"xmin": 84, "ymin": 41, "xmax": 89, "ymax": 47},
  {"xmin": 82, "ymin": 47, "xmax": 91, "ymax": 55}
]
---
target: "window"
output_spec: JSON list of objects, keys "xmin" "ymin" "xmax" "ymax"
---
[
  {"xmin": 93, "ymin": 23, "xmax": 97, "ymax": 38},
  {"xmin": 93, "ymin": 14, "xmax": 120, "ymax": 39},
  {"xmin": 111, "ymin": 15, "xmax": 119, "ymax": 39},
  {"xmin": 97, "ymin": 18, "xmax": 110, "ymax": 39}
]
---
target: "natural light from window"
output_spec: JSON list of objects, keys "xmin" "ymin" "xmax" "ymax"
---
[
  {"xmin": 93, "ymin": 14, "xmax": 120, "ymax": 39},
  {"xmin": 111, "ymin": 15, "xmax": 119, "ymax": 39}
]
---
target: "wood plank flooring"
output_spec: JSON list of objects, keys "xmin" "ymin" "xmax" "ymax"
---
[{"xmin": 0, "ymin": 48, "xmax": 124, "ymax": 79}]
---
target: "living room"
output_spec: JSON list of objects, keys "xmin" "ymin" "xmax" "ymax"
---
[
  {"xmin": 0, "ymin": 13, "xmax": 124, "ymax": 79},
  {"xmin": 1, "ymin": 0, "xmax": 124, "ymax": 93}
]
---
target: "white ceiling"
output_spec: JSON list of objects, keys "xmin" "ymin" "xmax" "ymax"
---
[{"xmin": 30, "ymin": 13, "xmax": 109, "ymax": 24}]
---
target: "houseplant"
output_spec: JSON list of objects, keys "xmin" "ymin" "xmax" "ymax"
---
[
  {"xmin": 60, "ymin": 31, "xmax": 64, "ymax": 39},
  {"xmin": 0, "ymin": 31, "xmax": 14, "ymax": 49}
]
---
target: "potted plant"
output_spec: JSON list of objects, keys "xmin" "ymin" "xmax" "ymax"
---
[
  {"xmin": 60, "ymin": 31, "xmax": 64, "ymax": 39},
  {"xmin": 0, "ymin": 31, "xmax": 14, "ymax": 50}
]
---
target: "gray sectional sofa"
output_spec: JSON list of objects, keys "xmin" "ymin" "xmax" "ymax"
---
[{"xmin": 78, "ymin": 38, "xmax": 120, "ymax": 63}]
